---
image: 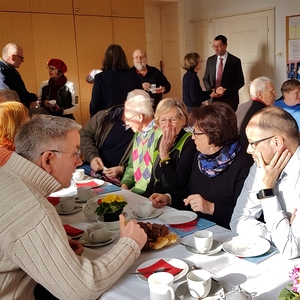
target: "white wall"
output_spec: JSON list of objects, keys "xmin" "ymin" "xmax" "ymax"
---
[{"xmin": 185, "ymin": 0, "xmax": 300, "ymax": 95}]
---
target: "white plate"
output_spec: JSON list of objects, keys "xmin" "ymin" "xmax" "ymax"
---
[
  {"xmin": 75, "ymin": 179, "xmax": 104, "ymax": 186},
  {"xmin": 223, "ymin": 235, "xmax": 270, "ymax": 257},
  {"xmin": 132, "ymin": 208, "xmax": 162, "ymax": 220},
  {"xmin": 176, "ymin": 279, "xmax": 224, "ymax": 300},
  {"xmin": 158, "ymin": 211, "xmax": 197, "ymax": 225},
  {"xmin": 56, "ymin": 206, "xmax": 82, "ymax": 215},
  {"xmin": 79, "ymin": 232, "xmax": 115, "ymax": 247},
  {"xmin": 136, "ymin": 258, "xmax": 189, "ymax": 282},
  {"xmin": 185, "ymin": 240, "xmax": 223, "ymax": 256}
]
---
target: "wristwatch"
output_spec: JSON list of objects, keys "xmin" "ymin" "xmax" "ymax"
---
[{"xmin": 256, "ymin": 188, "xmax": 276, "ymax": 199}]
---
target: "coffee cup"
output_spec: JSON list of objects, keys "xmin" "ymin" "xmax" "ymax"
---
[
  {"xmin": 136, "ymin": 200, "xmax": 153, "ymax": 218},
  {"xmin": 77, "ymin": 186, "xmax": 93, "ymax": 201},
  {"xmin": 87, "ymin": 222, "xmax": 107, "ymax": 243},
  {"xmin": 72, "ymin": 169, "xmax": 85, "ymax": 181},
  {"xmin": 150, "ymin": 84, "xmax": 157, "ymax": 93},
  {"xmin": 193, "ymin": 230, "xmax": 213, "ymax": 253},
  {"xmin": 59, "ymin": 196, "xmax": 76, "ymax": 212},
  {"xmin": 187, "ymin": 269, "xmax": 212, "ymax": 298},
  {"xmin": 148, "ymin": 272, "xmax": 175, "ymax": 300}
]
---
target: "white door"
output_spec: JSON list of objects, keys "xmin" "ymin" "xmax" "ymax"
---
[{"xmin": 194, "ymin": 10, "xmax": 275, "ymax": 105}]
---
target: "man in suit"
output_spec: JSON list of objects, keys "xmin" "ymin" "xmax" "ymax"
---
[
  {"xmin": 0, "ymin": 43, "xmax": 38, "ymax": 108},
  {"xmin": 203, "ymin": 35, "xmax": 244, "ymax": 111}
]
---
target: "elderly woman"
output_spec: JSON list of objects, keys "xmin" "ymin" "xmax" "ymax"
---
[
  {"xmin": 39, "ymin": 58, "xmax": 78, "ymax": 119},
  {"xmin": 182, "ymin": 52, "xmax": 224, "ymax": 113},
  {"xmin": 0, "ymin": 101, "xmax": 29, "ymax": 150},
  {"xmin": 150, "ymin": 102, "xmax": 253, "ymax": 228},
  {"xmin": 144, "ymin": 98, "xmax": 196, "ymax": 197}
]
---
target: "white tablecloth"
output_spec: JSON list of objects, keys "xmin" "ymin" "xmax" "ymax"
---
[{"xmin": 54, "ymin": 183, "xmax": 298, "ymax": 300}]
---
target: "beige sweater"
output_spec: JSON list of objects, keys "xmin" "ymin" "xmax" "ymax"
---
[{"xmin": 0, "ymin": 148, "xmax": 140, "ymax": 300}]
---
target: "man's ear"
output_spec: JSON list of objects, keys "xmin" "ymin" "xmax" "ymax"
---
[
  {"xmin": 39, "ymin": 151, "xmax": 53, "ymax": 174},
  {"xmin": 274, "ymin": 135, "xmax": 284, "ymax": 149}
]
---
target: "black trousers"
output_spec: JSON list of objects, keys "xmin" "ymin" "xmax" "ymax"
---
[{"xmin": 34, "ymin": 284, "xmax": 59, "ymax": 300}]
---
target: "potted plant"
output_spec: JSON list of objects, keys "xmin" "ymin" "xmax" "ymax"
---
[
  {"xmin": 278, "ymin": 265, "xmax": 300, "ymax": 300},
  {"xmin": 95, "ymin": 194, "xmax": 127, "ymax": 222}
]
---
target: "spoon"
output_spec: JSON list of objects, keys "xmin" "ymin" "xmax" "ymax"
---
[
  {"xmin": 180, "ymin": 242, "xmax": 205, "ymax": 254},
  {"xmin": 128, "ymin": 267, "xmax": 166, "ymax": 275}
]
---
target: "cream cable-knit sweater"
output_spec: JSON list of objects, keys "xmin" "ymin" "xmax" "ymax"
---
[{"xmin": 0, "ymin": 148, "xmax": 140, "ymax": 300}]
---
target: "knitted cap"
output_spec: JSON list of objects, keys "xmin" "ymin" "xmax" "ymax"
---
[{"xmin": 47, "ymin": 58, "xmax": 67, "ymax": 73}]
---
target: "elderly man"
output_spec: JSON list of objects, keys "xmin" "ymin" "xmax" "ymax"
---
[
  {"xmin": 0, "ymin": 88, "xmax": 20, "ymax": 102},
  {"xmin": 0, "ymin": 43, "xmax": 37, "ymax": 108},
  {"xmin": 132, "ymin": 49, "xmax": 171, "ymax": 109},
  {"xmin": 120, "ymin": 89, "xmax": 162, "ymax": 194},
  {"xmin": 80, "ymin": 104, "xmax": 134, "ymax": 183},
  {"xmin": 230, "ymin": 106, "xmax": 300, "ymax": 259},
  {"xmin": 236, "ymin": 76, "xmax": 276, "ymax": 148},
  {"xmin": 0, "ymin": 114, "xmax": 146, "ymax": 299}
]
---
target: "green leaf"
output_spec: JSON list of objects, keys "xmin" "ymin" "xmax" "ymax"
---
[{"xmin": 278, "ymin": 287, "xmax": 299, "ymax": 300}]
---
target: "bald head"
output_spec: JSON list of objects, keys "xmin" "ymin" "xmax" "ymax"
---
[
  {"xmin": 132, "ymin": 49, "xmax": 147, "ymax": 71},
  {"xmin": 2, "ymin": 43, "xmax": 24, "ymax": 68}
]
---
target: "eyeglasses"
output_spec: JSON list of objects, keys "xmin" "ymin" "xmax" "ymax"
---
[
  {"xmin": 125, "ymin": 113, "xmax": 139, "ymax": 122},
  {"xmin": 47, "ymin": 66, "xmax": 57, "ymax": 71},
  {"xmin": 14, "ymin": 54, "xmax": 24, "ymax": 60},
  {"xmin": 159, "ymin": 117, "xmax": 181, "ymax": 124},
  {"xmin": 248, "ymin": 135, "xmax": 275, "ymax": 150},
  {"xmin": 40, "ymin": 149, "xmax": 81, "ymax": 161},
  {"xmin": 192, "ymin": 129, "xmax": 206, "ymax": 136}
]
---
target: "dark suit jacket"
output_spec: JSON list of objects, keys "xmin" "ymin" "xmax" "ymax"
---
[
  {"xmin": 203, "ymin": 52, "xmax": 244, "ymax": 110},
  {"xmin": 236, "ymin": 99, "xmax": 267, "ymax": 149},
  {"xmin": 0, "ymin": 59, "xmax": 37, "ymax": 108}
]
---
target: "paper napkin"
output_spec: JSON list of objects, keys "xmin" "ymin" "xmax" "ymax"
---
[
  {"xmin": 63, "ymin": 224, "xmax": 84, "ymax": 237},
  {"xmin": 47, "ymin": 196, "xmax": 60, "ymax": 206},
  {"xmin": 75, "ymin": 181, "xmax": 99, "ymax": 188},
  {"xmin": 169, "ymin": 218, "xmax": 216, "ymax": 237},
  {"xmin": 137, "ymin": 259, "xmax": 183, "ymax": 279}
]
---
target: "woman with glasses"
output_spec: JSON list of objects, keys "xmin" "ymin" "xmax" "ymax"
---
[
  {"xmin": 150, "ymin": 102, "xmax": 253, "ymax": 228},
  {"xmin": 181, "ymin": 52, "xmax": 223, "ymax": 114},
  {"xmin": 39, "ymin": 58, "xmax": 78, "ymax": 120},
  {"xmin": 144, "ymin": 98, "xmax": 196, "ymax": 197}
]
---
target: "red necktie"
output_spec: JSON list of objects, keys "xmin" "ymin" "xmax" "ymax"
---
[{"xmin": 216, "ymin": 57, "xmax": 223, "ymax": 88}]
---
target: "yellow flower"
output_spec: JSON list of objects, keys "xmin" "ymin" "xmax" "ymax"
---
[{"xmin": 102, "ymin": 194, "xmax": 125, "ymax": 204}]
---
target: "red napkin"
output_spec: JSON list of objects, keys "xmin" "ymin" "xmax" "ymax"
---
[
  {"xmin": 76, "ymin": 181, "xmax": 99, "ymax": 188},
  {"xmin": 47, "ymin": 196, "xmax": 60, "ymax": 206},
  {"xmin": 169, "ymin": 218, "xmax": 199, "ymax": 228},
  {"xmin": 137, "ymin": 259, "xmax": 183, "ymax": 279},
  {"xmin": 63, "ymin": 224, "xmax": 84, "ymax": 237}
]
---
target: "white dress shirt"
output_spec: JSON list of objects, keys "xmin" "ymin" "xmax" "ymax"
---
[{"xmin": 230, "ymin": 146, "xmax": 300, "ymax": 259}]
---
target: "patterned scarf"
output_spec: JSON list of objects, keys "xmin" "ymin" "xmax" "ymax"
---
[{"xmin": 197, "ymin": 140, "xmax": 241, "ymax": 178}]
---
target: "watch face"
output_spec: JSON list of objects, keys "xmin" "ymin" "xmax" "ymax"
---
[{"xmin": 263, "ymin": 189, "xmax": 275, "ymax": 197}]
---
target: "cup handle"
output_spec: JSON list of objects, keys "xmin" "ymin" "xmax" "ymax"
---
[
  {"xmin": 167, "ymin": 286, "xmax": 175, "ymax": 300},
  {"xmin": 58, "ymin": 203, "xmax": 63, "ymax": 210},
  {"xmin": 89, "ymin": 232, "xmax": 95, "ymax": 243}
]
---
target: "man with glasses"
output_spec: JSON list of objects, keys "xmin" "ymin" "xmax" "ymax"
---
[
  {"xmin": 203, "ymin": 35, "xmax": 244, "ymax": 111},
  {"xmin": 132, "ymin": 49, "xmax": 171, "ymax": 109},
  {"xmin": 0, "ymin": 43, "xmax": 38, "ymax": 108},
  {"xmin": 0, "ymin": 114, "xmax": 146, "ymax": 299},
  {"xmin": 230, "ymin": 106, "xmax": 300, "ymax": 259},
  {"xmin": 120, "ymin": 89, "xmax": 162, "ymax": 194}
]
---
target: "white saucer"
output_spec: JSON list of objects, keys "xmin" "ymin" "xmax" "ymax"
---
[
  {"xmin": 132, "ymin": 208, "xmax": 162, "ymax": 220},
  {"xmin": 176, "ymin": 280, "xmax": 224, "ymax": 300},
  {"xmin": 56, "ymin": 206, "xmax": 82, "ymax": 215},
  {"xmin": 79, "ymin": 232, "xmax": 115, "ymax": 247},
  {"xmin": 185, "ymin": 240, "xmax": 223, "ymax": 256}
]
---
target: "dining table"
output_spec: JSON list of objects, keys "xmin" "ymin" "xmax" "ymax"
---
[{"xmin": 52, "ymin": 180, "xmax": 299, "ymax": 300}]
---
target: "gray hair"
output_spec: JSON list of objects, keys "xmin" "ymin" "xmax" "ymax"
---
[
  {"xmin": 15, "ymin": 114, "xmax": 82, "ymax": 162},
  {"xmin": 155, "ymin": 98, "xmax": 189, "ymax": 127},
  {"xmin": 0, "ymin": 88, "xmax": 20, "ymax": 103},
  {"xmin": 249, "ymin": 76, "xmax": 273, "ymax": 98},
  {"xmin": 125, "ymin": 89, "xmax": 153, "ymax": 117}
]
